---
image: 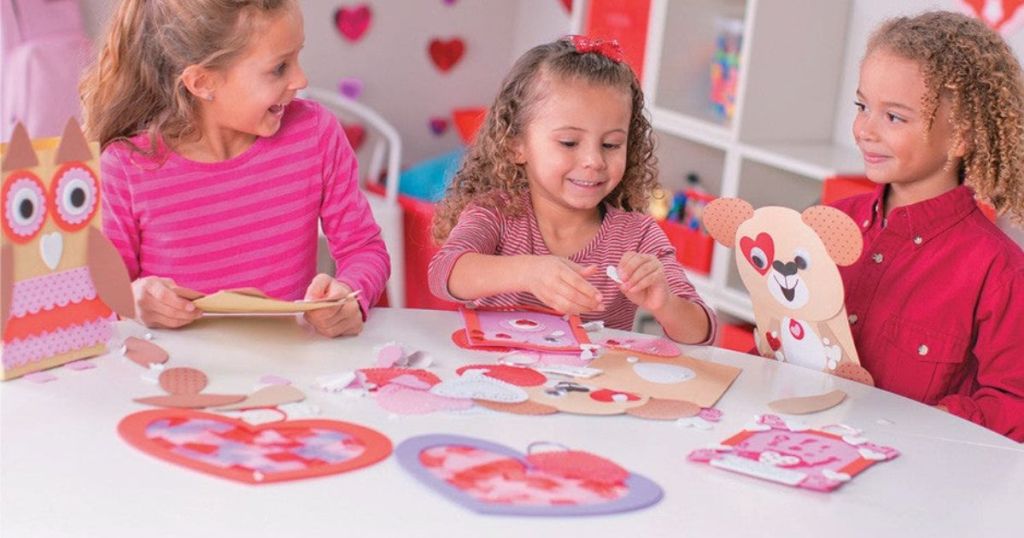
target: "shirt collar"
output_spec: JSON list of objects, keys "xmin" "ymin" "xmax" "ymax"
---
[{"xmin": 865, "ymin": 183, "xmax": 979, "ymax": 242}]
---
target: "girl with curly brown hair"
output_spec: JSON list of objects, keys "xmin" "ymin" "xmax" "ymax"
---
[
  {"xmin": 428, "ymin": 37, "xmax": 715, "ymax": 343},
  {"xmin": 834, "ymin": 11, "xmax": 1024, "ymax": 441}
]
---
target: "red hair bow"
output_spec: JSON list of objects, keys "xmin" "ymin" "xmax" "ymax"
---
[{"xmin": 568, "ymin": 35, "xmax": 624, "ymax": 63}]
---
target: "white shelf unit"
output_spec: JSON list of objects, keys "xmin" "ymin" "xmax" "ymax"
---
[{"xmin": 637, "ymin": 0, "xmax": 863, "ymax": 324}]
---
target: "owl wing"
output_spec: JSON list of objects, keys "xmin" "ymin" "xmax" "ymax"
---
[
  {"xmin": 1, "ymin": 243, "xmax": 11, "ymax": 334},
  {"xmin": 87, "ymin": 227, "xmax": 136, "ymax": 319}
]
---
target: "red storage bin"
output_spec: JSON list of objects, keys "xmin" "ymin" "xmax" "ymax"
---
[
  {"xmin": 717, "ymin": 322, "xmax": 756, "ymax": 355},
  {"xmin": 658, "ymin": 219, "xmax": 714, "ymax": 275},
  {"xmin": 821, "ymin": 175, "xmax": 874, "ymax": 205},
  {"xmin": 397, "ymin": 195, "xmax": 460, "ymax": 311}
]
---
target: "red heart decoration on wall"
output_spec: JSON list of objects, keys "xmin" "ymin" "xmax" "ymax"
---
[
  {"xmin": 342, "ymin": 122, "xmax": 366, "ymax": 151},
  {"xmin": 959, "ymin": 0, "xmax": 1024, "ymax": 32},
  {"xmin": 559, "ymin": 0, "xmax": 573, "ymax": 13},
  {"xmin": 334, "ymin": 4, "xmax": 372, "ymax": 42},
  {"xmin": 428, "ymin": 38, "xmax": 465, "ymax": 72},
  {"xmin": 118, "ymin": 409, "xmax": 392, "ymax": 484}
]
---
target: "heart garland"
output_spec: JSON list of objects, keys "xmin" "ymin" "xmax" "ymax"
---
[
  {"xmin": 334, "ymin": 4, "xmax": 372, "ymax": 42},
  {"xmin": 428, "ymin": 38, "xmax": 465, "ymax": 72}
]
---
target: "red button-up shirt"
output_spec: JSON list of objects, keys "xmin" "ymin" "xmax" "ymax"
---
[{"xmin": 833, "ymin": 185, "xmax": 1024, "ymax": 442}]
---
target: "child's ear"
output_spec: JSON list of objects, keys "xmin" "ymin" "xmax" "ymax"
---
[
  {"xmin": 180, "ymin": 65, "xmax": 217, "ymax": 102},
  {"xmin": 512, "ymin": 137, "xmax": 526, "ymax": 165}
]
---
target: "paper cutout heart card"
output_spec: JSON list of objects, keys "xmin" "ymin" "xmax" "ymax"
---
[
  {"xmin": 688, "ymin": 414, "xmax": 899, "ymax": 492},
  {"xmin": 118, "ymin": 409, "xmax": 392, "ymax": 484},
  {"xmin": 1, "ymin": 121, "xmax": 134, "ymax": 380},
  {"xmin": 458, "ymin": 306, "xmax": 591, "ymax": 353},
  {"xmin": 396, "ymin": 435, "xmax": 662, "ymax": 516},
  {"xmin": 173, "ymin": 287, "xmax": 359, "ymax": 315},
  {"xmin": 703, "ymin": 199, "xmax": 873, "ymax": 385}
]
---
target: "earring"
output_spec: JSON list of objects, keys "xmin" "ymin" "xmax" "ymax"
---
[{"xmin": 204, "ymin": 94, "xmax": 214, "ymax": 102}]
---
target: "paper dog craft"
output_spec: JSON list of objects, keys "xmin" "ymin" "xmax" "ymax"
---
[
  {"xmin": 703, "ymin": 199, "xmax": 872, "ymax": 385},
  {"xmin": 1, "ymin": 121, "xmax": 134, "ymax": 380}
]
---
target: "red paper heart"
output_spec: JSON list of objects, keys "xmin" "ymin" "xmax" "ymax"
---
[
  {"xmin": 334, "ymin": 4, "xmax": 372, "ymax": 42},
  {"xmin": 428, "ymin": 38, "xmax": 465, "ymax": 72},
  {"xmin": 559, "ymin": 0, "xmax": 573, "ymax": 13},
  {"xmin": 118, "ymin": 409, "xmax": 391, "ymax": 484},
  {"xmin": 959, "ymin": 0, "xmax": 1024, "ymax": 31},
  {"xmin": 341, "ymin": 122, "xmax": 365, "ymax": 151},
  {"xmin": 765, "ymin": 331, "xmax": 782, "ymax": 352},
  {"xmin": 739, "ymin": 232, "xmax": 774, "ymax": 275}
]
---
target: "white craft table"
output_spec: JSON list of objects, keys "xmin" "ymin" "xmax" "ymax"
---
[{"xmin": 1, "ymin": 308, "xmax": 1021, "ymax": 537}]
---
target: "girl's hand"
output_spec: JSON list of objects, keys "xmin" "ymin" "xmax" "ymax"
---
[
  {"xmin": 618, "ymin": 251, "xmax": 671, "ymax": 311},
  {"xmin": 525, "ymin": 256, "xmax": 603, "ymax": 315},
  {"xmin": 132, "ymin": 276, "xmax": 202, "ymax": 328},
  {"xmin": 302, "ymin": 273, "xmax": 363, "ymax": 337}
]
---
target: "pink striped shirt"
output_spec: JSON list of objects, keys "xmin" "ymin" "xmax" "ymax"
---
[
  {"xmin": 429, "ymin": 197, "xmax": 717, "ymax": 342},
  {"xmin": 101, "ymin": 99, "xmax": 389, "ymax": 314}
]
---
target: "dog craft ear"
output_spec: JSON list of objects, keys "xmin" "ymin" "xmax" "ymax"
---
[
  {"xmin": 703, "ymin": 198, "xmax": 754, "ymax": 248},
  {"xmin": 801, "ymin": 206, "xmax": 864, "ymax": 266}
]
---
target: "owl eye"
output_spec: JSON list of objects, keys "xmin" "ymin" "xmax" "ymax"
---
[
  {"xmin": 51, "ymin": 164, "xmax": 99, "ymax": 231},
  {"xmin": 2, "ymin": 173, "xmax": 47, "ymax": 242}
]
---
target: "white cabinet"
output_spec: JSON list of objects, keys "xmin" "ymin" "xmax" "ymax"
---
[{"xmin": 635, "ymin": 0, "xmax": 864, "ymax": 323}]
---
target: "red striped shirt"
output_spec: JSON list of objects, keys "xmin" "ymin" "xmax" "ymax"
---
[
  {"xmin": 100, "ymin": 99, "xmax": 389, "ymax": 313},
  {"xmin": 429, "ymin": 198, "xmax": 717, "ymax": 342}
]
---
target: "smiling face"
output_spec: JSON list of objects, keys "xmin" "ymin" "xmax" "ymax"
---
[
  {"xmin": 514, "ymin": 74, "xmax": 631, "ymax": 216},
  {"xmin": 853, "ymin": 49, "xmax": 962, "ymax": 201},
  {"xmin": 203, "ymin": 3, "xmax": 308, "ymax": 140},
  {"xmin": 735, "ymin": 208, "xmax": 844, "ymax": 321}
]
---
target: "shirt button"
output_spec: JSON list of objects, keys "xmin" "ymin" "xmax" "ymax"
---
[
  {"xmin": 918, "ymin": 344, "xmax": 929, "ymax": 356},
  {"xmin": 872, "ymin": 253, "xmax": 884, "ymax": 263},
  {"xmin": 848, "ymin": 314, "xmax": 858, "ymax": 325},
  {"xmin": 914, "ymin": 236, "xmax": 923, "ymax": 245},
  {"xmin": 862, "ymin": 219, "xmax": 870, "ymax": 228}
]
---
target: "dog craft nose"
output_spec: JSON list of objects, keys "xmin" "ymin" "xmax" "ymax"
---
[{"xmin": 772, "ymin": 260, "xmax": 799, "ymax": 276}]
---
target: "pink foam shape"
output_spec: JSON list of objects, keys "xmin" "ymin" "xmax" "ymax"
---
[
  {"xmin": 389, "ymin": 374, "xmax": 434, "ymax": 390},
  {"xmin": 259, "ymin": 375, "xmax": 291, "ymax": 386},
  {"xmin": 375, "ymin": 384, "xmax": 473, "ymax": 415},
  {"xmin": 23, "ymin": 371, "xmax": 58, "ymax": 383},
  {"xmin": 65, "ymin": 360, "xmax": 97, "ymax": 371},
  {"xmin": 376, "ymin": 343, "xmax": 406, "ymax": 367}
]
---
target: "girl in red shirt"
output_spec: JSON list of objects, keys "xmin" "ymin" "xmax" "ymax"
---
[
  {"xmin": 428, "ymin": 37, "xmax": 715, "ymax": 344},
  {"xmin": 835, "ymin": 11, "xmax": 1024, "ymax": 441}
]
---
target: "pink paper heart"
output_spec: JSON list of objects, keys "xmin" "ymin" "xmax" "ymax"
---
[
  {"xmin": 338, "ymin": 77, "xmax": 364, "ymax": 99},
  {"xmin": 119, "ymin": 409, "xmax": 392, "ymax": 484},
  {"xmin": 334, "ymin": 4, "xmax": 372, "ymax": 42},
  {"xmin": 375, "ymin": 384, "xmax": 473, "ymax": 415},
  {"xmin": 429, "ymin": 117, "xmax": 449, "ymax": 136}
]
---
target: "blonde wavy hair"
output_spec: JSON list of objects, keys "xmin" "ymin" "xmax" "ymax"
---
[
  {"xmin": 866, "ymin": 11, "xmax": 1024, "ymax": 223},
  {"xmin": 432, "ymin": 38, "xmax": 658, "ymax": 243},
  {"xmin": 80, "ymin": 0, "xmax": 290, "ymax": 154}
]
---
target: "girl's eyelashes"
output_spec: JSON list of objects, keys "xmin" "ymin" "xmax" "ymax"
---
[
  {"xmin": 886, "ymin": 112, "xmax": 905, "ymax": 123},
  {"xmin": 853, "ymin": 101, "xmax": 905, "ymax": 123},
  {"xmin": 602, "ymin": 142, "xmax": 623, "ymax": 150},
  {"xmin": 273, "ymin": 62, "xmax": 288, "ymax": 76},
  {"xmin": 559, "ymin": 140, "xmax": 578, "ymax": 148},
  {"xmin": 854, "ymin": 100, "xmax": 866, "ymax": 112}
]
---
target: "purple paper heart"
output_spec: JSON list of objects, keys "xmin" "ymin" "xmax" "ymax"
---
[
  {"xmin": 338, "ymin": 77, "xmax": 364, "ymax": 99},
  {"xmin": 396, "ymin": 434, "xmax": 663, "ymax": 515},
  {"xmin": 428, "ymin": 117, "xmax": 449, "ymax": 136},
  {"xmin": 442, "ymin": 0, "xmax": 457, "ymax": 5}
]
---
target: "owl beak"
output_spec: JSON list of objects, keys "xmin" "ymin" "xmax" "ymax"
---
[{"xmin": 40, "ymin": 232, "xmax": 64, "ymax": 270}]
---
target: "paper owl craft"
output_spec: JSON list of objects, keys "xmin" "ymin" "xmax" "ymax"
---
[
  {"xmin": 703, "ymin": 199, "xmax": 873, "ymax": 385},
  {"xmin": 1, "ymin": 121, "xmax": 134, "ymax": 380}
]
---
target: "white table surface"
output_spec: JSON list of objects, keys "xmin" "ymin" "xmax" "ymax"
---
[{"xmin": 2, "ymin": 308, "xmax": 1021, "ymax": 538}]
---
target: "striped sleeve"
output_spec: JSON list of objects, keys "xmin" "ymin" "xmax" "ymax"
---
[
  {"xmin": 428, "ymin": 204, "xmax": 503, "ymax": 302},
  {"xmin": 316, "ymin": 105, "xmax": 390, "ymax": 315},
  {"xmin": 639, "ymin": 218, "xmax": 719, "ymax": 344},
  {"xmin": 100, "ymin": 145, "xmax": 141, "ymax": 280}
]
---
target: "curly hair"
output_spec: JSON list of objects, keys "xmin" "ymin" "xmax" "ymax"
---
[
  {"xmin": 866, "ymin": 11, "xmax": 1024, "ymax": 223},
  {"xmin": 432, "ymin": 38, "xmax": 658, "ymax": 243}
]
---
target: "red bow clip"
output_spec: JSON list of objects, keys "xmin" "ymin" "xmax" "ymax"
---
[{"xmin": 568, "ymin": 35, "xmax": 625, "ymax": 63}]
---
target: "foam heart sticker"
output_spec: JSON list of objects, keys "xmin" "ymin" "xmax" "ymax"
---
[
  {"xmin": 959, "ymin": 0, "xmax": 1024, "ymax": 33},
  {"xmin": 429, "ymin": 117, "xmax": 449, "ymax": 136},
  {"xmin": 338, "ymin": 77, "xmax": 364, "ymax": 99},
  {"xmin": 428, "ymin": 38, "xmax": 465, "ymax": 72},
  {"xmin": 118, "ymin": 409, "xmax": 392, "ymax": 484},
  {"xmin": 396, "ymin": 435, "xmax": 662, "ymax": 515},
  {"xmin": 341, "ymin": 122, "xmax": 366, "ymax": 151},
  {"xmin": 739, "ymin": 232, "xmax": 774, "ymax": 275},
  {"xmin": 334, "ymin": 4, "xmax": 372, "ymax": 42}
]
